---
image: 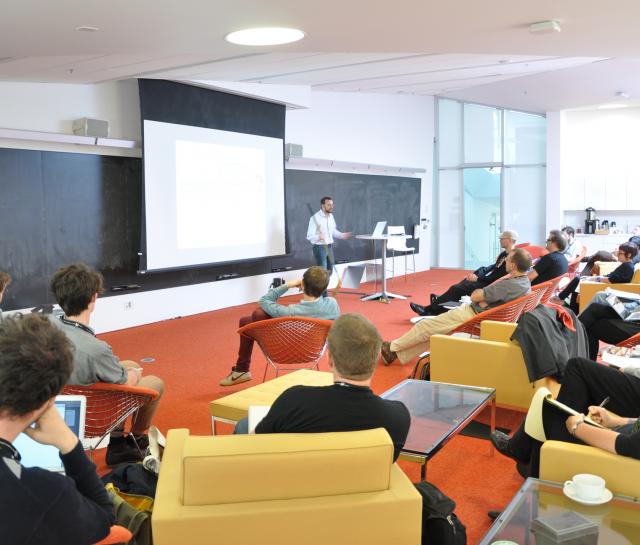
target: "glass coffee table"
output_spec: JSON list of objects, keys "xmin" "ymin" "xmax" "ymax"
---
[
  {"xmin": 479, "ymin": 478, "xmax": 640, "ymax": 545},
  {"xmin": 381, "ymin": 379, "xmax": 496, "ymax": 480}
]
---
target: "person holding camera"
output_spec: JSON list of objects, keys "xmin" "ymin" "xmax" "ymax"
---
[{"xmin": 220, "ymin": 266, "xmax": 340, "ymax": 387}]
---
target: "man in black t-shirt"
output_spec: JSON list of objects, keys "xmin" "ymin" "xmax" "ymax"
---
[
  {"xmin": 528, "ymin": 230, "xmax": 568, "ymax": 285},
  {"xmin": 250, "ymin": 314, "xmax": 411, "ymax": 461}
]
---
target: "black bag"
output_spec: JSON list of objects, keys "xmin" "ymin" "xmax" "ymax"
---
[{"xmin": 415, "ymin": 481, "xmax": 466, "ymax": 545}]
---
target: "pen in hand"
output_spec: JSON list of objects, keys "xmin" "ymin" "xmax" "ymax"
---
[{"xmin": 598, "ymin": 396, "xmax": 610, "ymax": 408}]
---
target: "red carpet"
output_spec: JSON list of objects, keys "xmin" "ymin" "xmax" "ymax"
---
[{"xmin": 99, "ymin": 269, "xmax": 525, "ymax": 544}]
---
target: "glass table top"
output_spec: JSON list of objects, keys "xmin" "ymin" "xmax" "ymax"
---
[
  {"xmin": 479, "ymin": 478, "xmax": 640, "ymax": 545},
  {"xmin": 381, "ymin": 379, "xmax": 495, "ymax": 457}
]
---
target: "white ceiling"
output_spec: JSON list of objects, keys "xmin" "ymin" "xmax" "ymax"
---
[{"xmin": 1, "ymin": 0, "xmax": 639, "ymax": 111}]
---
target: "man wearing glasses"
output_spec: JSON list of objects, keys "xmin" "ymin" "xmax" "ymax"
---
[{"xmin": 527, "ymin": 230, "xmax": 568, "ymax": 285}]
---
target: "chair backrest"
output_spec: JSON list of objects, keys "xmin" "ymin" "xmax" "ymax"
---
[
  {"xmin": 617, "ymin": 332, "xmax": 640, "ymax": 349},
  {"xmin": 386, "ymin": 225, "xmax": 411, "ymax": 251},
  {"xmin": 522, "ymin": 282, "xmax": 551, "ymax": 314},
  {"xmin": 238, "ymin": 317, "xmax": 332, "ymax": 365},
  {"xmin": 94, "ymin": 525, "xmax": 133, "ymax": 545},
  {"xmin": 524, "ymin": 245, "xmax": 549, "ymax": 259},
  {"xmin": 450, "ymin": 292, "xmax": 530, "ymax": 337},
  {"xmin": 61, "ymin": 383, "xmax": 159, "ymax": 441},
  {"xmin": 567, "ymin": 257, "xmax": 582, "ymax": 274},
  {"xmin": 539, "ymin": 274, "xmax": 567, "ymax": 304}
]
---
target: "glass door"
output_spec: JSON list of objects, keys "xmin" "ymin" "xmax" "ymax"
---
[{"xmin": 463, "ymin": 167, "xmax": 501, "ymax": 270}]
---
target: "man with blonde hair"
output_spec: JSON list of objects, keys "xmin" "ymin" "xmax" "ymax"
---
[{"xmin": 246, "ymin": 314, "xmax": 410, "ymax": 460}]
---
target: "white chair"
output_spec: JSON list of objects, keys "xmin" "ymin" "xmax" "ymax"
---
[{"xmin": 386, "ymin": 225, "xmax": 416, "ymax": 279}]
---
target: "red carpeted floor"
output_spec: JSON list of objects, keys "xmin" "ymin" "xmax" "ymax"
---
[{"xmin": 99, "ymin": 269, "xmax": 526, "ymax": 544}]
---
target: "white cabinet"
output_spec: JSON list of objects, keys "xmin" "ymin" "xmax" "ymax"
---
[
  {"xmin": 628, "ymin": 177, "xmax": 640, "ymax": 209},
  {"xmin": 604, "ymin": 176, "xmax": 628, "ymax": 210},
  {"xmin": 565, "ymin": 178, "xmax": 585, "ymax": 210},
  {"xmin": 565, "ymin": 176, "xmax": 639, "ymax": 211}
]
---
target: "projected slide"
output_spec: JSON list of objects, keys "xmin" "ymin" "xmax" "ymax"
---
[{"xmin": 143, "ymin": 120, "xmax": 285, "ymax": 271}]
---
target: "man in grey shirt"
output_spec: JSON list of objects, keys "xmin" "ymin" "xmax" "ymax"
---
[
  {"xmin": 49, "ymin": 263, "xmax": 164, "ymax": 466},
  {"xmin": 381, "ymin": 249, "xmax": 532, "ymax": 365},
  {"xmin": 220, "ymin": 266, "xmax": 340, "ymax": 386}
]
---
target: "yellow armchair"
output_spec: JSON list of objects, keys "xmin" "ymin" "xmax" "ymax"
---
[
  {"xmin": 430, "ymin": 321, "xmax": 559, "ymax": 411},
  {"xmin": 578, "ymin": 272, "xmax": 640, "ymax": 313},
  {"xmin": 153, "ymin": 428, "xmax": 422, "ymax": 545},
  {"xmin": 540, "ymin": 440, "xmax": 640, "ymax": 497}
]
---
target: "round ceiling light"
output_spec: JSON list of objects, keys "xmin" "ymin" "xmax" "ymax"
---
[{"xmin": 225, "ymin": 27, "xmax": 305, "ymax": 46}]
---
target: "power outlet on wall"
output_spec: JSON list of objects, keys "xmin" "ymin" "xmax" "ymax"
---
[{"xmin": 123, "ymin": 301, "xmax": 134, "ymax": 311}]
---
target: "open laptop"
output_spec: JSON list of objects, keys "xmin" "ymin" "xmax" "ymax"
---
[
  {"xmin": 13, "ymin": 395, "xmax": 86, "ymax": 473},
  {"xmin": 371, "ymin": 221, "xmax": 387, "ymax": 237}
]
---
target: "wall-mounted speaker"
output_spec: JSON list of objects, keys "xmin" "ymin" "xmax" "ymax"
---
[{"xmin": 73, "ymin": 118, "xmax": 109, "ymax": 138}]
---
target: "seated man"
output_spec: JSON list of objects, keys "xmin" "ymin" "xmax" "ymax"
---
[
  {"xmin": 0, "ymin": 270, "xmax": 11, "ymax": 321},
  {"xmin": 382, "ymin": 249, "xmax": 532, "ymax": 365},
  {"xmin": 528, "ymin": 230, "xmax": 568, "ymax": 285},
  {"xmin": 0, "ymin": 314, "xmax": 114, "ymax": 544},
  {"xmin": 561, "ymin": 226, "xmax": 583, "ymax": 261},
  {"xmin": 558, "ymin": 243, "xmax": 638, "ymax": 314},
  {"xmin": 239, "ymin": 314, "xmax": 411, "ymax": 461},
  {"xmin": 578, "ymin": 291, "xmax": 640, "ymax": 360},
  {"xmin": 220, "ymin": 266, "xmax": 340, "ymax": 387},
  {"xmin": 49, "ymin": 263, "xmax": 165, "ymax": 466},
  {"xmin": 411, "ymin": 230, "xmax": 518, "ymax": 317},
  {"xmin": 491, "ymin": 357, "xmax": 640, "ymax": 478}
]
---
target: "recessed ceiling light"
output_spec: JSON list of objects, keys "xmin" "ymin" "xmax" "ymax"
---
[
  {"xmin": 75, "ymin": 25, "xmax": 99, "ymax": 32},
  {"xmin": 225, "ymin": 27, "xmax": 305, "ymax": 46},
  {"xmin": 598, "ymin": 103, "xmax": 629, "ymax": 110}
]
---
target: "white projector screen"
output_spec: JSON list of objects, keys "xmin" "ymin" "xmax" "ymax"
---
[{"xmin": 142, "ymin": 120, "xmax": 286, "ymax": 271}]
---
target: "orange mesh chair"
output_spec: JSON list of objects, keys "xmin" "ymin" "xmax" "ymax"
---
[
  {"xmin": 617, "ymin": 332, "xmax": 640, "ymax": 349},
  {"xmin": 62, "ymin": 383, "xmax": 159, "ymax": 456},
  {"xmin": 539, "ymin": 274, "xmax": 568, "ymax": 305},
  {"xmin": 515, "ymin": 242, "xmax": 530, "ymax": 248},
  {"xmin": 94, "ymin": 525, "xmax": 133, "ymax": 545},
  {"xmin": 524, "ymin": 245, "xmax": 549, "ymax": 259},
  {"xmin": 567, "ymin": 246, "xmax": 587, "ymax": 275},
  {"xmin": 238, "ymin": 317, "xmax": 333, "ymax": 382},
  {"xmin": 449, "ymin": 292, "xmax": 530, "ymax": 338},
  {"xmin": 522, "ymin": 281, "xmax": 551, "ymax": 314}
]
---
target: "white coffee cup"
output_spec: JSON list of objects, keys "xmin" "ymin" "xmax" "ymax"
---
[
  {"xmin": 460, "ymin": 295, "xmax": 472, "ymax": 304},
  {"xmin": 565, "ymin": 473, "xmax": 605, "ymax": 501}
]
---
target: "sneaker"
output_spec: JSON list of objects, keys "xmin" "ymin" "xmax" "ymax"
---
[
  {"xmin": 430, "ymin": 294, "xmax": 439, "ymax": 304},
  {"xmin": 219, "ymin": 370, "xmax": 252, "ymax": 387},
  {"xmin": 106, "ymin": 437, "xmax": 145, "ymax": 466},
  {"xmin": 380, "ymin": 341, "xmax": 398, "ymax": 366},
  {"xmin": 130, "ymin": 433, "xmax": 149, "ymax": 451}
]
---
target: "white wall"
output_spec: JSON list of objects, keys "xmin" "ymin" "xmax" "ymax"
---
[
  {"xmin": 1, "ymin": 81, "xmax": 434, "ymax": 332},
  {"xmin": 0, "ymin": 80, "xmax": 141, "ymax": 156}
]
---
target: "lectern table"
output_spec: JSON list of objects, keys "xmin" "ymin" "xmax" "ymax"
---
[{"xmin": 356, "ymin": 234, "xmax": 411, "ymax": 302}]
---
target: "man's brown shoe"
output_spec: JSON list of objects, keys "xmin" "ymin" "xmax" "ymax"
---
[{"xmin": 380, "ymin": 341, "xmax": 397, "ymax": 366}]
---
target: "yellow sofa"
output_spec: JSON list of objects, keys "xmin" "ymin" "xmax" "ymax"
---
[
  {"xmin": 153, "ymin": 428, "xmax": 422, "ymax": 545},
  {"xmin": 540, "ymin": 440, "xmax": 640, "ymax": 497},
  {"xmin": 430, "ymin": 321, "xmax": 559, "ymax": 411},
  {"xmin": 578, "ymin": 268, "xmax": 640, "ymax": 313}
]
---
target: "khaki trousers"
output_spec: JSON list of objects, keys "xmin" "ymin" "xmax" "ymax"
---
[
  {"xmin": 121, "ymin": 361, "xmax": 165, "ymax": 435},
  {"xmin": 390, "ymin": 304, "xmax": 476, "ymax": 364}
]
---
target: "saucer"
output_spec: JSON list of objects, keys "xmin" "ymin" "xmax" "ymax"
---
[{"xmin": 563, "ymin": 483, "xmax": 613, "ymax": 505}]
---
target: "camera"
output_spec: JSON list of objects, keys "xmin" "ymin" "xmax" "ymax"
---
[{"xmin": 270, "ymin": 277, "xmax": 286, "ymax": 288}]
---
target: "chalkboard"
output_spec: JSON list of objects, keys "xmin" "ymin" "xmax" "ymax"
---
[
  {"xmin": 0, "ymin": 147, "xmax": 420, "ymax": 311},
  {"xmin": 273, "ymin": 170, "xmax": 421, "ymax": 271}
]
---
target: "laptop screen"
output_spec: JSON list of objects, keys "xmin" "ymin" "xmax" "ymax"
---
[{"xmin": 13, "ymin": 395, "xmax": 86, "ymax": 472}]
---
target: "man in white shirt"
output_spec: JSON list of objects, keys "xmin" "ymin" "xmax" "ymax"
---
[
  {"xmin": 561, "ymin": 226, "xmax": 583, "ymax": 261},
  {"xmin": 306, "ymin": 197, "xmax": 352, "ymax": 274}
]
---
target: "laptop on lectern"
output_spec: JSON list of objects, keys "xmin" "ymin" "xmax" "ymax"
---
[{"xmin": 13, "ymin": 395, "xmax": 86, "ymax": 474}]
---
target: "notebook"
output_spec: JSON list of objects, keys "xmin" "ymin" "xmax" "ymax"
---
[{"xmin": 13, "ymin": 395, "xmax": 86, "ymax": 473}]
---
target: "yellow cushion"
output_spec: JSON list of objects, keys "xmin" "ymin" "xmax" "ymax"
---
[
  {"xmin": 181, "ymin": 429, "xmax": 393, "ymax": 506},
  {"xmin": 209, "ymin": 369, "xmax": 333, "ymax": 421}
]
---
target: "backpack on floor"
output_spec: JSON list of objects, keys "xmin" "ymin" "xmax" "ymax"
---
[{"xmin": 415, "ymin": 481, "xmax": 466, "ymax": 545}]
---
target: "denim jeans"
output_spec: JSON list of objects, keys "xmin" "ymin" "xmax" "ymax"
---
[{"xmin": 312, "ymin": 244, "xmax": 334, "ymax": 274}]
